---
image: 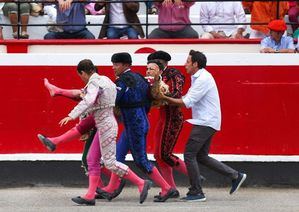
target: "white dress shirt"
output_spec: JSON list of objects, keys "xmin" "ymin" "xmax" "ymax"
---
[
  {"xmin": 200, "ymin": 1, "xmax": 247, "ymax": 36},
  {"xmin": 182, "ymin": 68, "xmax": 221, "ymax": 131}
]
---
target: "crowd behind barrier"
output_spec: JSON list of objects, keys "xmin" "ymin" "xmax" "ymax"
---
[{"xmin": 0, "ymin": 1, "xmax": 298, "ymax": 47}]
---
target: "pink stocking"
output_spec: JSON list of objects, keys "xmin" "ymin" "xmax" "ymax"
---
[
  {"xmin": 49, "ymin": 127, "xmax": 81, "ymax": 145},
  {"xmin": 157, "ymin": 162, "xmax": 176, "ymax": 188},
  {"xmin": 83, "ymin": 175, "xmax": 99, "ymax": 200},
  {"xmin": 123, "ymin": 168, "xmax": 144, "ymax": 192},
  {"xmin": 148, "ymin": 166, "xmax": 171, "ymax": 196},
  {"xmin": 44, "ymin": 78, "xmax": 81, "ymax": 100}
]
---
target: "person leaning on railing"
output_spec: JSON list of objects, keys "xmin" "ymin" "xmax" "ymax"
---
[
  {"xmin": 242, "ymin": 1, "xmax": 289, "ymax": 38},
  {"xmin": 94, "ymin": 0, "xmax": 144, "ymax": 39},
  {"xmin": 148, "ymin": 0, "xmax": 198, "ymax": 39},
  {"xmin": 200, "ymin": 1, "xmax": 247, "ymax": 39},
  {"xmin": 44, "ymin": 0, "xmax": 95, "ymax": 39},
  {"xmin": 260, "ymin": 19, "xmax": 295, "ymax": 53},
  {"xmin": 2, "ymin": 0, "xmax": 30, "ymax": 39}
]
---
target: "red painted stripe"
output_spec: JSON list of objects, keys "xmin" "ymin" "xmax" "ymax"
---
[{"xmin": 1, "ymin": 65, "xmax": 299, "ymax": 155}]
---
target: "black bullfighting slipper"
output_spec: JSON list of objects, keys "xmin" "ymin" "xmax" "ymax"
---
[
  {"xmin": 139, "ymin": 180, "xmax": 152, "ymax": 204},
  {"xmin": 96, "ymin": 188, "xmax": 113, "ymax": 201},
  {"xmin": 37, "ymin": 134, "xmax": 56, "ymax": 151},
  {"xmin": 153, "ymin": 188, "xmax": 177, "ymax": 202},
  {"xmin": 111, "ymin": 178, "xmax": 126, "ymax": 199},
  {"xmin": 95, "ymin": 193, "xmax": 105, "ymax": 199},
  {"xmin": 71, "ymin": 196, "xmax": 95, "ymax": 206},
  {"xmin": 154, "ymin": 189, "xmax": 180, "ymax": 199}
]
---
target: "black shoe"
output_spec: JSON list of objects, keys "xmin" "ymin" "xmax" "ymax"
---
[
  {"xmin": 154, "ymin": 189, "xmax": 179, "ymax": 199},
  {"xmin": 95, "ymin": 193, "xmax": 105, "ymax": 199},
  {"xmin": 95, "ymin": 188, "xmax": 113, "ymax": 201},
  {"xmin": 71, "ymin": 196, "xmax": 95, "ymax": 206},
  {"xmin": 181, "ymin": 193, "xmax": 206, "ymax": 202},
  {"xmin": 37, "ymin": 134, "xmax": 56, "ymax": 151},
  {"xmin": 111, "ymin": 179, "xmax": 126, "ymax": 199},
  {"xmin": 153, "ymin": 188, "xmax": 176, "ymax": 202},
  {"xmin": 230, "ymin": 172, "xmax": 247, "ymax": 194},
  {"xmin": 139, "ymin": 180, "xmax": 152, "ymax": 204}
]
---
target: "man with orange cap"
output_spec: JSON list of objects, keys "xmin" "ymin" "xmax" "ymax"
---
[
  {"xmin": 260, "ymin": 19, "xmax": 295, "ymax": 53},
  {"xmin": 242, "ymin": 1, "xmax": 289, "ymax": 38}
]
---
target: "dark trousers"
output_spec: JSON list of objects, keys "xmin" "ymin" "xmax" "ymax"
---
[
  {"xmin": 44, "ymin": 28, "xmax": 95, "ymax": 39},
  {"xmin": 184, "ymin": 125, "xmax": 238, "ymax": 195},
  {"xmin": 148, "ymin": 26, "xmax": 199, "ymax": 39}
]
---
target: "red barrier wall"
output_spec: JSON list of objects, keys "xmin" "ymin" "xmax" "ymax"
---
[{"xmin": 1, "ymin": 64, "xmax": 299, "ymax": 155}]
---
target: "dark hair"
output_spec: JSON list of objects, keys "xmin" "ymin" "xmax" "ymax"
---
[
  {"xmin": 77, "ymin": 59, "xmax": 97, "ymax": 74},
  {"xmin": 189, "ymin": 50, "xmax": 207, "ymax": 69},
  {"xmin": 147, "ymin": 59, "xmax": 164, "ymax": 71}
]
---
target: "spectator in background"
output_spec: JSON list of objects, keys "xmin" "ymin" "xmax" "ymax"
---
[
  {"xmin": 95, "ymin": 0, "xmax": 144, "ymax": 39},
  {"xmin": 288, "ymin": 1, "xmax": 299, "ymax": 36},
  {"xmin": 44, "ymin": 0, "xmax": 95, "ymax": 39},
  {"xmin": 260, "ymin": 20, "xmax": 295, "ymax": 53},
  {"xmin": 200, "ymin": 1, "xmax": 247, "ymax": 39},
  {"xmin": 243, "ymin": 1, "xmax": 289, "ymax": 38},
  {"xmin": 2, "ymin": 2, "xmax": 30, "ymax": 39},
  {"xmin": 148, "ymin": 0, "xmax": 198, "ymax": 39}
]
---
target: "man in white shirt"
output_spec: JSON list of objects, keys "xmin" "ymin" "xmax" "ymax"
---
[
  {"xmin": 161, "ymin": 50, "xmax": 246, "ymax": 201},
  {"xmin": 200, "ymin": 1, "xmax": 247, "ymax": 39}
]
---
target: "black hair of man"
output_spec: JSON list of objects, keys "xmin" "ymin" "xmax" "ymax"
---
[
  {"xmin": 189, "ymin": 50, "xmax": 207, "ymax": 69},
  {"xmin": 77, "ymin": 59, "xmax": 97, "ymax": 74},
  {"xmin": 111, "ymin": 52, "xmax": 132, "ymax": 65},
  {"xmin": 147, "ymin": 59, "xmax": 165, "ymax": 71},
  {"xmin": 147, "ymin": 50, "xmax": 171, "ymax": 62}
]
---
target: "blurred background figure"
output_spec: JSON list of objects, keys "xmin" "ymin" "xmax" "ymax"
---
[
  {"xmin": 243, "ymin": 1, "xmax": 289, "ymax": 38},
  {"xmin": 2, "ymin": 1, "xmax": 30, "ymax": 39},
  {"xmin": 200, "ymin": 1, "xmax": 247, "ymax": 39},
  {"xmin": 260, "ymin": 19, "xmax": 295, "ymax": 53},
  {"xmin": 288, "ymin": 1, "xmax": 299, "ymax": 37}
]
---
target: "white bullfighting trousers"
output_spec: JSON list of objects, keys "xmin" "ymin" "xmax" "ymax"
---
[{"xmin": 94, "ymin": 107, "xmax": 128, "ymax": 177}]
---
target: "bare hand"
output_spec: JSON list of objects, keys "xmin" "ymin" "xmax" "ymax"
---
[
  {"xmin": 59, "ymin": 116, "xmax": 73, "ymax": 126},
  {"xmin": 260, "ymin": 48, "xmax": 275, "ymax": 53},
  {"xmin": 211, "ymin": 32, "xmax": 226, "ymax": 39},
  {"xmin": 58, "ymin": 0, "xmax": 73, "ymax": 12},
  {"xmin": 235, "ymin": 32, "xmax": 244, "ymax": 39}
]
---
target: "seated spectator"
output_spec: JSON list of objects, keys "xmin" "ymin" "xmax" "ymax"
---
[
  {"xmin": 148, "ymin": 0, "xmax": 198, "ymax": 39},
  {"xmin": 43, "ymin": 4, "xmax": 63, "ymax": 33},
  {"xmin": 44, "ymin": 0, "xmax": 95, "ymax": 39},
  {"xmin": 243, "ymin": 1, "xmax": 289, "ymax": 38},
  {"xmin": 288, "ymin": 1, "xmax": 299, "ymax": 35},
  {"xmin": 260, "ymin": 20, "xmax": 295, "ymax": 53},
  {"xmin": 200, "ymin": 1, "xmax": 247, "ymax": 39},
  {"xmin": 2, "ymin": 2, "xmax": 30, "ymax": 39},
  {"xmin": 95, "ymin": 0, "xmax": 144, "ymax": 39}
]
